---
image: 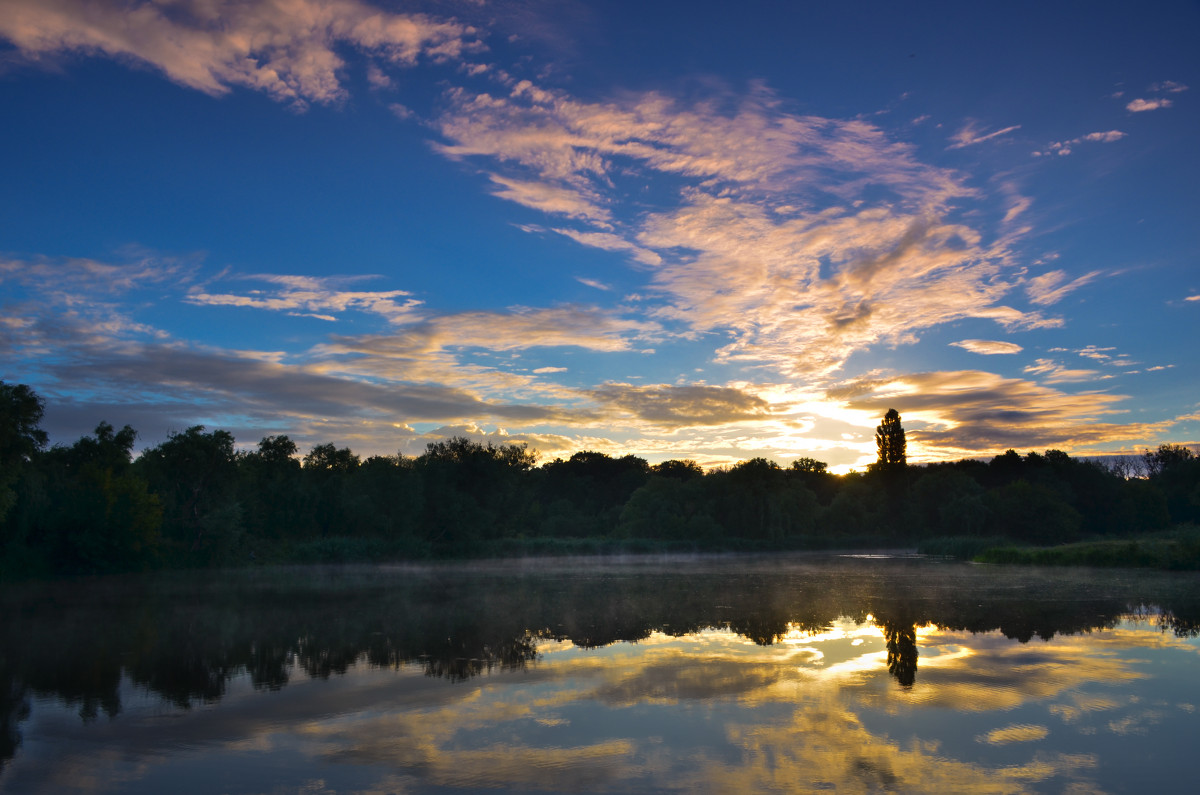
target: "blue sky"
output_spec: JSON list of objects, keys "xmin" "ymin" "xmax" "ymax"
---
[{"xmin": 1, "ymin": 0, "xmax": 1197, "ymax": 471}]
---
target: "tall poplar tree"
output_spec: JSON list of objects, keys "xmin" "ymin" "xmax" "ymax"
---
[{"xmin": 875, "ymin": 408, "xmax": 907, "ymax": 470}]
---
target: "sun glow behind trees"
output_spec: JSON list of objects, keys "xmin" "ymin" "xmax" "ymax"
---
[{"xmin": 3, "ymin": 383, "xmax": 1199, "ymax": 576}]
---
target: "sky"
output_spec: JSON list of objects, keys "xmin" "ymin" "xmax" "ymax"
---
[{"xmin": 1, "ymin": 0, "xmax": 1197, "ymax": 472}]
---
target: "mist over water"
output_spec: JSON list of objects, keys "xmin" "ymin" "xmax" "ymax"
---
[{"xmin": 3, "ymin": 555, "xmax": 1199, "ymax": 793}]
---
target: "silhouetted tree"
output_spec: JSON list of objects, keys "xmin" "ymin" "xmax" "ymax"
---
[
  {"xmin": 418, "ymin": 437, "xmax": 538, "ymax": 547},
  {"xmin": 985, "ymin": 479, "xmax": 1081, "ymax": 544},
  {"xmin": 873, "ymin": 408, "xmax": 907, "ymax": 471},
  {"xmin": 135, "ymin": 426, "xmax": 242, "ymax": 564},
  {"xmin": 239, "ymin": 435, "xmax": 306, "ymax": 540},
  {"xmin": 0, "ymin": 382, "xmax": 47, "ymax": 523},
  {"xmin": 652, "ymin": 459, "xmax": 704, "ymax": 480},
  {"xmin": 1142, "ymin": 443, "xmax": 1200, "ymax": 524},
  {"xmin": 536, "ymin": 451, "xmax": 648, "ymax": 537},
  {"xmin": 790, "ymin": 457, "xmax": 828, "ymax": 474},
  {"xmin": 910, "ymin": 468, "xmax": 988, "ymax": 536},
  {"xmin": 1142, "ymin": 443, "xmax": 1194, "ymax": 478},
  {"xmin": 618, "ymin": 476, "xmax": 720, "ymax": 540},
  {"xmin": 39, "ymin": 423, "xmax": 162, "ymax": 573},
  {"xmin": 304, "ymin": 443, "xmax": 360, "ymax": 473}
]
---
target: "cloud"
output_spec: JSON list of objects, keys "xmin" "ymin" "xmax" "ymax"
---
[
  {"xmin": 574, "ymin": 277, "xmax": 611, "ymax": 291},
  {"xmin": 1149, "ymin": 81, "xmax": 1188, "ymax": 93},
  {"xmin": 0, "ymin": 0, "xmax": 479, "ymax": 109},
  {"xmin": 303, "ymin": 305, "xmax": 663, "ymax": 400},
  {"xmin": 831, "ymin": 369, "xmax": 1178, "ymax": 455},
  {"xmin": 12, "ymin": 317, "xmax": 578, "ymax": 440},
  {"xmin": 1002, "ymin": 196, "xmax": 1032, "ymax": 224},
  {"xmin": 1126, "ymin": 98, "xmax": 1172, "ymax": 112},
  {"xmin": 392, "ymin": 306, "xmax": 661, "ymax": 353},
  {"xmin": 589, "ymin": 383, "xmax": 772, "ymax": 427},
  {"xmin": 0, "ymin": 252, "xmax": 193, "ymax": 294},
  {"xmin": 486, "ymin": 174, "xmax": 611, "ymax": 222},
  {"xmin": 1032, "ymin": 130, "xmax": 1126, "ymax": 157},
  {"xmin": 1072, "ymin": 345, "xmax": 1115, "ymax": 362},
  {"xmin": 433, "ymin": 79, "xmax": 1050, "ymax": 380},
  {"xmin": 437, "ymin": 81, "xmax": 974, "ymax": 209},
  {"xmin": 532, "ymin": 366, "xmax": 567, "ymax": 374},
  {"xmin": 640, "ymin": 195, "xmax": 1036, "ymax": 377},
  {"xmin": 1081, "ymin": 131, "xmax": 1129, "ymax": 143},
  {"xmin": 1185, "ymin": 295, "xmax": 1200, "ymax": 302},
  {"xmin": 554, "ymin": 229, "xmax": 662, "ymax": 266},
  {"xmin": 950, "ymin": 340, "xmax": 1024, "ymax": 355},
  {"xmin": 1047, "ymin": 345, "xmax": 1141, "ymax": 369},
  {"xmin": 3, "ymin": 261, "xmax": 657, "ymax": 451},
  {"xmin": 366, "ymin": 62, "xmax": 392, "ymax": 90},
  {"xmin": 1023, "ymin": 358, "xmax": 1105, "ymax": 383},
  {"xmin": 184, "ymin": 273, "xmax": 424, "ymax": 323},
  {"xmin": 1025, "ymin": 269, "xmax": 1102, "ymax": 306},
  {"xmin": 947, "ymin": 122, "xmax": 1021, "ymax": 150}
]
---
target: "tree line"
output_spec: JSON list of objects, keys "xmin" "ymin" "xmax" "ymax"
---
[{"xmin": 1, "ymin": 380, "xmax": 1198, "ymax": 576}]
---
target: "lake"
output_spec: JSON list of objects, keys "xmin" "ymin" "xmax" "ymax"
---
[{"xmin": 2, "ymin": 555, "xmax": 1199, "ymax": 793}]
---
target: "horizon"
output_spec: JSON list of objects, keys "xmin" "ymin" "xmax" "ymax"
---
[{"xmin": 2, "ymin": 0, "xmax": 1197, "ymax": 473}]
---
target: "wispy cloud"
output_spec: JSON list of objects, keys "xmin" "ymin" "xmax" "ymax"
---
[
  {"xmin": 1023, "ymin": 358, "xmax": 1105, "ymax": 383},
  {"xmin": 0, "ymin": 252, "xmax": 193, "ymax": 294},
  {"xmin": 950, "ymin": 339, "xmax": 1023, "ymax": 355},
  {"xmin": 0, "ymin": 0, "xmax": 480, "ymax": 109},
  {"xmin": 555, "ymin": 229, "xmax": 662, "ymax": 266},
  {"xmin": 433, "ymin": 78, "xmax": 1052, "ymax": 380},
  {"xmin": 1032, "ymin": 130, "xmax": 1126, "ymax": 157},
  {"xmin": 1025, "ymin": 269, "xmax": 1102, "ymax": 306},
  {"xmin": 946, "ymin": 121, "xmax": 1021, "ymax": 150},
  {"xmin": 1073, "ymin": 345, "xmax": 1116, "ymax": 362},
  {"xmin": 1149, "ymin": 81, "xmax": 1188, "ymax": 94},
  {"xmin": 185, "ymin": 273, "xmax": 424, "ymax": 323},
  {"xmin": 575, "ymin": 277, "xmax": 611, "ymax": 291},
  {"xmin": 1126, "ymin": 98, "xmax": 1172, "ymax": 113},
  {"xmin": 1048, "ymin": 345, "xmax": 1141, "ymax": 369},
  {"xmin": 307, "ymin": 305, "xmax": 663, "ymax": 392},
  {"xmin": 487, "ymin": 174, "xmax": 611, "ymax": 222}
]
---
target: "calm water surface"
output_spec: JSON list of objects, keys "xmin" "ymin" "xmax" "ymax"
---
[{"xmin": 3, "ymin": 555, "xmax": 1199, "ymax": 793}]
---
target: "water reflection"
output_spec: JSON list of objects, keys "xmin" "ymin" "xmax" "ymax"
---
[
  {"xmin": 882, "ymin": 620, "xmax": 918, "ymax": 687},
  {"xmin": 2, "ymin": 556, "xmax": 1200, "ymax": 792}
]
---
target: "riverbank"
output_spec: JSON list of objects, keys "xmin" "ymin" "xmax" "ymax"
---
[{"xmin": 967, "ymin": 525, "xmax": 1200, "ymax": 570}]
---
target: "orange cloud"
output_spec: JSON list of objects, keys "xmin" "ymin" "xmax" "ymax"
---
[
  {"xmin": 950, "ymin": 340, "xmax": 1024, "ymax": 355},
  {"xmin": 0, "ymin": 0, "xmax": 479, "ymax": 109}
]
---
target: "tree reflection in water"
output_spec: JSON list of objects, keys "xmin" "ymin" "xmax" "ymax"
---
[
  {"xmin": 3, "ymin": 557, "xmax": 1200, "ymax": 773},
  {"xmin": 881, "ymin": 620, "xmax": 918, "ymax": 687}
]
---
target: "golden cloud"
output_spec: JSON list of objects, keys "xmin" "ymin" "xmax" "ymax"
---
[{"xmin": 0, "ymin": 0, "xmax": 479, "ymax": 109}]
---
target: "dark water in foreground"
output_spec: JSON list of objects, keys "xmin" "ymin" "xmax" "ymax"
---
[{"xmin": 2, "ymin": 555, "xmax": 1199, "ymax": 793}]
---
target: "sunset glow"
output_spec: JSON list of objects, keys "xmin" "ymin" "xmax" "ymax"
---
[{"xmin": 1, "ymin": 1, "xmax": 1196, "ymax": 467}]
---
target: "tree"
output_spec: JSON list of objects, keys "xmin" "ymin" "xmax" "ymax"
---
[
  {"xmin": 1142, "ymin": 443, "xmax": 1194, "ymax": 477},
  {"xmin": 651, "ymin": 459, "xmax": 704, "ymax": 480},
  {"xmin": 0, "ymin": 382, "xmax": 48, "ymax": 523},
  {"xmin": 1142, "ymin": 443, "xmax": 1200, "ymax": 524},
  {"xmin": 37, "ymin": 423, "xmax": 162, "ymax": 573},
  {"xmin": 135, "ymin": 426, "xmax": 241, "ymax": 563},
  {"xmin": 303, "ymin": 443, "xmax": 360, "ymax": 472},
  {"xmin": 874, "ymin": 408, "xmax": 907, "ymax": 470}
]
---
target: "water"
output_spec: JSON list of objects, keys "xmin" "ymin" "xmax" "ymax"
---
[{"xmin": 2, "ymin": 555, "xmax": 1199, "ymax": 793}]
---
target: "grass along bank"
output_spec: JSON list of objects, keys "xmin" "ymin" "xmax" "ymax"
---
[{"xmin": 969, "ymin": 526, "xmax": 1200, "ymax": 570}]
